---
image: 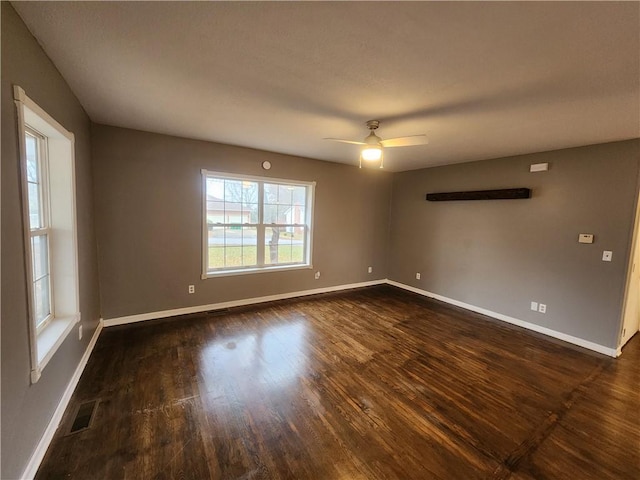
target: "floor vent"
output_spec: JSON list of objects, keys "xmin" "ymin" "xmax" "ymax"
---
[{"xmin": 67, "ymin": 399, "xmax": 99, "ymax": 435}]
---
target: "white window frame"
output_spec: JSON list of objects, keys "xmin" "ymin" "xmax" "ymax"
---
[
  {"xmin": 201, "ymin": 170, "xmax": 315, "ymax": 278},
  {"xmin": 15, "ymin": 86, "xmax": 80, "ymax": 384}
]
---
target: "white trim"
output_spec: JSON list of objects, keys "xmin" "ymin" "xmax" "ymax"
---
[
  {"xmin": 103, "ymin": 279, "xmax": 619, "ymax": 357},
  {"xmin": 15, "ymin": 85, "xmax": 80, "ymax": 382},
  {"xmin": 387, "ymin": 280, "xmax": 618, "ymax": 357},
  {"xmin": 618, "ymin": 189, "xmax": 640, "ymax": 349},
  {"xmin": 205, "ymin": 263, "xmax": 313, "ymax": 279},
  {"xmin": 36, "ymin": 314, "xmax": 81, "ymax": 376},
  {"xmin": 14, "ymin": 85, "xmax": 74, "ymax": 141},
  {"xmin": 103, "ymin": 280, "xmax": 385, "ymax": 327},
  {"xmin": 21, "ymin": 320, "xmax": 104, "ymax": 480},
  {"xmin": 201, "ymin": 168, "xmax": 316, "ymax": 187}
]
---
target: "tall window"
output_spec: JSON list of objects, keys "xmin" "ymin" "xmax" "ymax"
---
[
  {"xmin": 25, "ymin": 128, "xmax": 53, "ymax": 332},
  {"xmin": 202, "ymin": 170, "xmax": 314, "ymax": 276},
  {"xmin": 15, "ymin": 85, "xmax": 80, "ymax": 383}
]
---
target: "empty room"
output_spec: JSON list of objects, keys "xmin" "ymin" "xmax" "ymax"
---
[{"xmin": 2, "ymin": 1, "xmax": 639, "ymax": 479}]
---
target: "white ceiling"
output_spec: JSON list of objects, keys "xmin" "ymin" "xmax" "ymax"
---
[{"xmin": 12, "ymin": 1, "xmax": 640, "ymax": 172}]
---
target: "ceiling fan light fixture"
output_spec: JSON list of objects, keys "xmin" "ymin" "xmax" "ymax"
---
[
  {"xmin": 359, "ymin": 145, "xmax": 384, "ymax": 169},
  {"xmin": 361, "ymin": 145, "xmax": 382, "ymax": 161}
]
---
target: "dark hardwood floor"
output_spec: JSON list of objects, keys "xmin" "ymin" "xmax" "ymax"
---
[{"xmin": 36, "ymin": 286, "xmax": 639, "ymax": 479}]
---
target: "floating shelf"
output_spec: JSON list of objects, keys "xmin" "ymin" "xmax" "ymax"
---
[{"xmin": 426, "ymin": 188, "xmax": 531, "ymax": 202}]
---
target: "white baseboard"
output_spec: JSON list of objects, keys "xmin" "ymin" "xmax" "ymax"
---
[
  {"xmin": 103, "ymin": 280, "xmax": 386, "ymax": 327},
  {"xmin": 21, "ymin": 319, "xmax": 104, "ymax": 480},
  {"xmin": 104, "ymin": 279, "xmax": 618, "ymax": 357},
  {"xmin": 386, "ymin": 280, "xmax": 618, "ymax": 357}
]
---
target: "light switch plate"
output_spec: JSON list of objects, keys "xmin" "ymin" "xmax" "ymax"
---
[
  {"xmin": 602, "ymin": 251, "xmax": 613, "ymax": 262},
  {"xmin": 578, "ymin": 234, "xmax": 594, "ymax": 244},
  {"xmin": 530, "ymin": 162, "xmax": 549, "ymax": 172}
]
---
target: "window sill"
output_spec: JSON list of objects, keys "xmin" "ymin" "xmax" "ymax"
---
[
  {"xmin": 32, "ymin": 313, "xmax": 80, "ymax": 383},
  {"xmin": 203, "ymin": 263, "xmax": 312, "ymax": 279}
]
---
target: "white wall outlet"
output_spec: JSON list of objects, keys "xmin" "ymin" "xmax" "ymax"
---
[
  {"xmin": 315, "ymin": 271, "xmax": 321, "ymax": 279},
  {"xmin": 538, "ymin": 303, "xmax": 547, "ymax": 313},
  {"xmin": 188, "ymin": 285, "xmax": 195, "ymax": 294},
  {"xmin": 416, "ymin": 273, "xmax": 421, "ymax": 280},
  {"xmin": 578, "ymin": 234, "xmax": 594, "ymax": 244},
  {"xmin": 602, "ymin": 251, "xmax": 613, "ymax": 262},
  {"xmin": 531, "ymin": 301, "xmax": 538, "ymax": 311},
  {"xmin": 78, "ymin": 324, "xmax": 83, "ymax": 340},
  {"xmin": 368, "ymin": 266, "xmax": 373, "ymax": 274}
]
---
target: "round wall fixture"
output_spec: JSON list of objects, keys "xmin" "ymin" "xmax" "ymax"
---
[{"xmin": 262, "ymin": 161, "xmax": 272, "ymax": 170}]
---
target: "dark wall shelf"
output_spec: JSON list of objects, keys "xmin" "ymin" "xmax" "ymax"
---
[{"xmin": 426, "ymin": 188, "xmax": 531, "ymax": 202}]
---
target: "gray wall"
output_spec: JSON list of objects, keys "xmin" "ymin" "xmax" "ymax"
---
[
  {"xmin": 1, "ymin": 3, "xmax": 102, "ymax": 478},
  {"xmin": 91, "ymin": 124, "xmax": 392, "ymax": 320},
  {"xmin": 389, "ymin": 140, "xmax": 640, "ymax": 349}
]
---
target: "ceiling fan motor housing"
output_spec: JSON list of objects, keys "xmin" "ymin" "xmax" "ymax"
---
[
  {"xmin": 365, "ymin": 119, "xmax": 380, "ymax": 130},
  {"xmin": 364, "ymin": 120, "xmax": 382, "ymax": 145}
]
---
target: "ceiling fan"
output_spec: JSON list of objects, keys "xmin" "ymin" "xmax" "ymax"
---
[{"xmin": 325, "ymin": 120, "xmax": 428, "ymax": 168}]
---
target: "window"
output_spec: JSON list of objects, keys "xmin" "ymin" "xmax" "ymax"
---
[
  {"xmin": 25, "ymin": 128, "xmax": 53, "ymax": 333},
  {"xmin": 15, "ymin": 86, "xmax": 80, "ymax": 383},
  {"xmin": 202, "ymin": 170, "xmax": 314, "ymax": 277}
]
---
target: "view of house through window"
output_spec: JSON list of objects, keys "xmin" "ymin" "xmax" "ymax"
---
[{"xmin": 203, "ymin": 171, "xmax": 314, "ymax": 275}]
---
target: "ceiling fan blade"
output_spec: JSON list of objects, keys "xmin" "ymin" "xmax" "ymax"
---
[
  {"xmin": 380, "ymin": 135, "xmax": 428, "ymax": 148},
  {"xmin": 323, "ymin": 138, "xmax": 366, "ymax": 146}
]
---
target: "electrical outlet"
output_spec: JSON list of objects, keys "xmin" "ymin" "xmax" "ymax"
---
[
  {"xmin": 602, "ymin": 251, "xmax": 613, "ymax": 262},
  {"xmin": 368, "ymin": 266, "xmax": 373, "ymax": 274},
  {"xmin": 315, "ymin": 271, "xmax": 321, "ymax": 279},
  {"xmin": 416, "ymin": 273, "xmax": 421, "ymax": 280},
  {"xmin": 188, "ymin": 285, "xmax": 195, "ymax": 294},
  {"xmin": 531, "ymin": 301, "xmax": 538, "ymax": 311},
  {"xmin": 538, "ymin": 303, "xmax": 547, "ymax": 314},
  {"xmin": 78, "ymin": 324, "xmax": 83, "ymax": 340}
]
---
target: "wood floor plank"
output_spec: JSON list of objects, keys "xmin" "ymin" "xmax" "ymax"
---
[{"xmin": 35, "ymin": 286, "xmax": 639, "ymax": 479}]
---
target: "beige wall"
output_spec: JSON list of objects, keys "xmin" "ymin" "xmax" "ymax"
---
[
  {"xmin": 388, "ymin": 140, "xmax": 640, "ymax": 349},
  {"xmin": 1, "ymin": 3, "xmax": 101, "ymax": 478},
  {"xmin": 91, "ymin": 124, "xmax": 392, "ymax": 320}
]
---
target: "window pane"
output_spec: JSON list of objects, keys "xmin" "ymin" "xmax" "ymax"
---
[
  {"xmin": 208, "ymin": 226, "xmax": 225, "ymax": 269},
  {"xmin": 207, "ymin": 200, "xmax": 225, "ymax": 224},
  {"xmin": 241, "ymin": 181, "xmax": 258, "ymax": 204},
  {"xmin": 292, "ymin": 186, "xmax": 306, "ymax": 207},
  {"xmin": 32, "ymin": 234, "xmax": 49, "ymax": 280},
  {"xmin": 207, "ymin": 225, "xmax": 258, "ymax": 270},
  {"xmin": 207, "ymin": 178, "xmax": 225, "ymax": 200},
  {"xmin": 263, "ymin": 183, "xmax": 278, "ymax": 205},
  {"xmin": 277, "ymin": 185, "xmax": 292, "ymax": 204},
  {"xmin": 225, "ymin": 202, "xmax": 243, "ymax": 223},
  {"xmin": 265, "ymin": 227, "xmax": 301, "ymax": 265},
  {"xmin": 241, "ymin": 227, "xmax": 257, "ymax": 266},
  {"xmin": 277, "ymin": 205, "xmax": 291, "ymax": 223},
  {"xmin": 34, "ymin": 275, "xmax": 51, "ymax": 327},
  {"xmin": 25, "ymin": 134, "xmax": 38, "ymax": 182},
  {"xmin": 28, "ymin": 182, "xmax": 42, "ymax": 229},
  {"xmin": 224, "ymin": 179, "xmax": 243, "ymax": 202}
]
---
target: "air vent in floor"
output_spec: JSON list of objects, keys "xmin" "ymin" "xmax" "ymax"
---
[{"xmin": 67, "ymin": 399, "xmax": 99, "ymax": 435}]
